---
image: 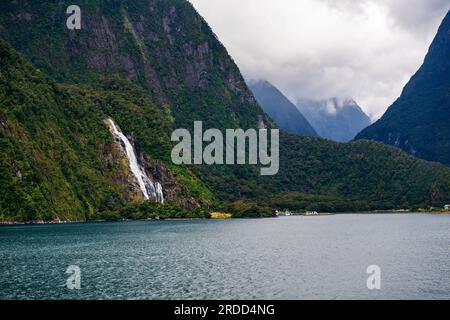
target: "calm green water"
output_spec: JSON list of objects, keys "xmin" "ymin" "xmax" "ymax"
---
[{"xmin": 0, "ymin": 214, "xmax": 449, "ymax": 300}]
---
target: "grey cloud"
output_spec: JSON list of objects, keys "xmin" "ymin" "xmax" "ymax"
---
[
  {"xmin": 190, "ymin": 0, "xmax": 449, "ymax": 120},
  {"xmin": 386, "ymin": 0, "xmax": 450, "ymax": 34}
]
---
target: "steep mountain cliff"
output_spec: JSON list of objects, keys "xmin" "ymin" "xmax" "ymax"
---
[
  {"xmin": 0, "ymin": 0, "xmax": 271, "ymax": 130},
  {"xmin": 297, "ymin": 98, "xmax": 372, "ymax": 142},
  {"xmin": 0, "ymin": 39, "xmax": 211, "ymax": 221},
  {"xmin": 0, "ymin": 1, "xmax": 449, "ymax": 221},
  {"xmin": 356, "ymin": 11, "xmax": 450, "ymax": 166},
  {"xmin": 248, "ymin": 80, "xmax": 318, "ymax": 137}
]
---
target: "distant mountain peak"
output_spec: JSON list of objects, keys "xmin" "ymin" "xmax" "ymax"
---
[
  {"xmin": 296, "ymin": 97, "xmax": 371, "ymax": 142},
  {"xmin": 248, "ymin": 80, "xmax": 318, "ymax": 137},
  {"xmin": 248, "ymin": 79, "xmax": 271, "ymax": 87}
]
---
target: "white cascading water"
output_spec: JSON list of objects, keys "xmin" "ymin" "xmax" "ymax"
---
[{"xmin": 107, "ymin": 119, "xmax": 164, "ymax": 203}]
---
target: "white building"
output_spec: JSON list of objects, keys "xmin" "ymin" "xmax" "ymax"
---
[{"xmin": 445, "ymin": 204, "xmax": 450, "ymax": 210}]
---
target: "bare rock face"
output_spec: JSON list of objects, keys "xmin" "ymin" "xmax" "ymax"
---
[
  {"xmin": 129, "ymin": 128, "xmax": 201, "ymax": 209},
  {"xmin": 0, "ymin": 111, "xmax": 7, "ymax": 129},
  {"xmin": 0, "ymin": 0, "xmax": 272, "ymax": 130},
  {"xmin": 140, "ymin": 154, "xmax": 201, "ymax": 210}
]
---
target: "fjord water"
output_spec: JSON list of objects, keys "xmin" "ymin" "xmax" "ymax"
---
[{"xmin": 0, "ymin": 214, "xmax": 449, "ymax": 300}]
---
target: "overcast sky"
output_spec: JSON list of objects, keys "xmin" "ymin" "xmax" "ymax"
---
[{"xmin": 189, "ymin": 0, "xmax": 450, "ymax": 120}]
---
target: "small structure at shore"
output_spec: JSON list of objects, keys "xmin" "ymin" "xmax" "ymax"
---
[
  {"xmin": 210, "ymin": 212, "xmax": 233, "ymax": 219},
  {"xmin": 445, "ymin": 204, "xmax": 450, "ymax": 210},
  {"xmin": 275, "ymin": 210, "xmax": 292, "ymax": 216},
  {"xmin": 275, "ymin": 209, "xmax": 335, "ymax": 216}
]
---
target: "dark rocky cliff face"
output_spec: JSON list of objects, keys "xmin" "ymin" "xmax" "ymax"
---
[
  {"xmin": 0, "ymin": 0, "xmax": 271, "ymax": 130},
  {"xmin": 356, "ymin": 10, "xmax": 450, "ymax": 166}
]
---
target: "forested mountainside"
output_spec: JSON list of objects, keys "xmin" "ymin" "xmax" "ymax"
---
[
  {"xmin": 248, "ymin": 80, "xmax": 318, "ymax": 137},
  {"xmin": 0, "ymin": 39, "xmax": 212, "ymax": 221},
  {"xmin": 199, "ymin": 132, "xmax": 450, "ymax": 212},
  {"xmin": 356, "ymin": 10, "xmax": 450, "ymax": 166},
  {"xmin": 0, "ymin": 1, "xmax": 449, "ymax": 221},
  {"xmin": 0, "ymin": 0, "xmax": 272, "ymax": 131}
]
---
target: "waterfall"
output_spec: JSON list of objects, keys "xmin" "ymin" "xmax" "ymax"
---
[{"xmin": 106, "ymin": 119, "xmax": 164, "ymax": 203}]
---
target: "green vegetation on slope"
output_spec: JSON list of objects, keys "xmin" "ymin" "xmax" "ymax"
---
[
  {"xmin": 0, "ymin": 0, "xmax": 272, "ymax": 131},
  {"xmin": 0, "ymin": 38, "xmax": 212, "ymax": 221},
  {"xmin": 0, "ymin": 1, "xmax": 449, "ymax": 221},
  {"xmin": 198, "ymin": 133, "xmax": 450, "ymax": 212},
  {"xmin": 356, "ymin": 11, "xmax": 450, "ymax": 165}
]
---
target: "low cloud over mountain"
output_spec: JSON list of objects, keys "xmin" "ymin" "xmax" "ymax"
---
[{"xmin": 190, "ymin": 0, "xmax": 450, "ymax": 120}]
